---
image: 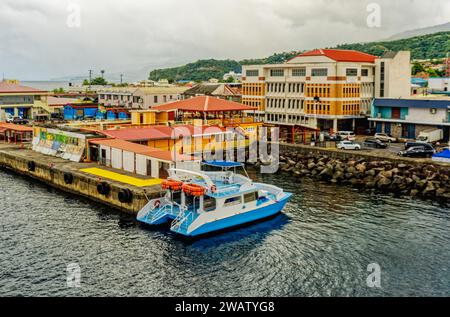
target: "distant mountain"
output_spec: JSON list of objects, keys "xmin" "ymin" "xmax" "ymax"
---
[
  {"xmin": 149, "ymin": 31, "xmax": 450, "ymax": 82},
  {"xmin": 386, "ymin": 22, "xmax": 450, "ymax": 41}
]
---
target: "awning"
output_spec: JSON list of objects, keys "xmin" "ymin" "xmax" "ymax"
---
[{"xmin": 202, "ymin": 161, "xmax": 244, "ymax": 168}]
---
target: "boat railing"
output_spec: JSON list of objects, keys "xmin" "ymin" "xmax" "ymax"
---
[
  {"xmin": 151, "ymin": 204, "xmax": 173, "ymax": 222},
  {"xmin": 137, "ymin": 197, "xmax": 171, "ymax": 220},
  {"xmin": 171, "ymin": 210, "xmax": 195, "ymax": 232}
]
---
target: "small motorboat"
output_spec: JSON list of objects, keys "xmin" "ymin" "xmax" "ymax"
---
[{"xmin": 136, "ymin": 161, "xmax": 292, "ymax": 237}]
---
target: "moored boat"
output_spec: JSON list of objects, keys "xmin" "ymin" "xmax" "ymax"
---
[{"xmin": 136, "ymin": 161, "xmax": 292, "ymax": 237}]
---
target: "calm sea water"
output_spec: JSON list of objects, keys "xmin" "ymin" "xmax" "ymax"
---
[{"xmin": 0, "ymin": 168, "xmax": 449, "ymax": 297}]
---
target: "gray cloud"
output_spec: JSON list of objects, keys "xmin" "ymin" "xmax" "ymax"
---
[{"xmin": 0, "ymin": 0, "xmax": 448, "ymax": 80}]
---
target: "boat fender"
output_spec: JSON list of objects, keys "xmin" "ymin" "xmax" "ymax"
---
[
  {"xmin": 118, "ymin": 188, "xmax": 133, "ymax": 203},
  {"xmin": 97, "ymin": 181, "xmax": 111, "ymax": 196},
  {"xmin": 63, "ymin": 172, "xmax": 74, "ymax": 184},
  {"xmin": 210, "ymin": 185, "xmax": 217, "ymax": 193},
  {"xmin": 27, "ymin": 161, "xmax": 36, "ymax": 172},
  {"xmin": 154, "ymin": 200, "xmax": 161, "ymax": 208}
]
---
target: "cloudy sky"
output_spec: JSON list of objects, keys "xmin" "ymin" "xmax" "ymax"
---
[{"xmin": 0, "ymin": 0, "xmax": 449, "ymax": 80}]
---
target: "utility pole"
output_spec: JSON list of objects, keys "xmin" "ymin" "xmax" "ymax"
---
[
  {"xmin": 88, "ymin": 69, "xmax": 93, "ymax": 90},
  {"xmin": 120, "ymin": 74, "xmax": 123, "ymax": 85},
  {"xmin": 101, "ymin": 70, "xmax": 105, "ymax": 79}
]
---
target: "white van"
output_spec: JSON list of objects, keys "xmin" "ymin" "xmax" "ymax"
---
[{"xmin": 336, "ymin": 131, "xmax": 356, "ymax": 141}]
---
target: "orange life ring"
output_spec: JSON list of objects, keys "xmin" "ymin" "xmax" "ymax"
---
[
  {"xmin": 162, "ymin": 179, "xmax": 183, "ymax": 191},
  {"xmin": 182, "ymin": 183, "xmax": 206, "ymax": 196}
]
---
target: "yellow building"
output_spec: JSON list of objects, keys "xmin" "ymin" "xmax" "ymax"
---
[
  {"xmin": 0, "ymin": 80, "xmax": 50, "ymax": 119},
  {"xmin": 242, "ymin": 49, "xmax": 411, "ymax": 133}
]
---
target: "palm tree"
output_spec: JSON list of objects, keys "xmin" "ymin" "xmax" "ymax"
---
[{"xmin": 101, "ymin": 70, "xmax": 105, "ymax": 79}]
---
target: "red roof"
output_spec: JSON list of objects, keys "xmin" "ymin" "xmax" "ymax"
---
[
  {"xmin": 0, "ymin": 123, "xmax": 33, "ymax": 132},
  {"xmin": 89, "ymin": 138, "xmax": 192, "ymax": 161},
  {"xmin": 98, "ymin": 124, "xmax": 227, "ymax": 141},
  {"xmin": 0, "ymin": 82, "xmax": 46, "ymax": 94},
  {"xmin": 151, "ymin": 96, "xmax": 256, "ymax": 112},
  {"xmin": 291, "ymin": 49, "xmax": 377, "ymax": 63}
]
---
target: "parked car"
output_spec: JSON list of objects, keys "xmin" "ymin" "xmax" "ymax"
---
[
  {"xmin": 321, "ymin": 131, "xmax": 342, "ymax": 141},
  {"xmin": 11, "ymin": 116, "xmax": 29, "ymax": 125},
  {"xmin": 404, "ymin": 142, "xmax": 434, "ymax": 151},
  {"xmin": 336, "ymin": 131, "xmax": 356, "ymax": 141},
  {"xmin": 363, "ymin": 138, "xmax": 388, "ymax": 149},
  {"xmin": 337, "ymin": 141, "xmax": 361, "ymax": 150},
  {"xmin": 5, "ymin": 113, "xmax": 14, "ymax": 123},
  {"xmin": 364, "ymin": 128, "xmax": 376, "ymax": 136},
  {"xmin": 398, "ymin": 146, "xmax": 435, "ymax": 158},
  {"xmin": 374, "ymin": 133, "xmax": 397, "ymax": 143}
]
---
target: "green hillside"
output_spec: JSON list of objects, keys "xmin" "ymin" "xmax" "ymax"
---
[{"xmin": 149, "ymin": 31, "xmax": 450, "ymax": 82}]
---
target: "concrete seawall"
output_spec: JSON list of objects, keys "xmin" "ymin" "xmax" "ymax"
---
[
  {"xmin": 0, "ymin": 144, "xmax": 162, "ymax": 214},
  {"xmin": 276, "ymin": 143, "xmax": 450, "ymax": 201}
]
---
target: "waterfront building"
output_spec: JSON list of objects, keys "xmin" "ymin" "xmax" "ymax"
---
[
  {"xmin": 369, "ymin": 95, "xmax": 450, "ymax": 141},
  {"xmin": 88, "ymin": 138, "xmax": 198, "ymax": 179},
  {"xmin": 241, "ymin": 49, "xmax": 411, "ymax": 141},
  {"xmin": 98, "ymin": 86, "xmax": 188, "ymax": 109},
  {"xmin": 63, "ymin": 104, "xmax": 100, "ymax": 121},
  {"xmin": 182, "ymin": 83, "xmax": 242, "ymax": 103},
  {"xmin": 0, "ymin": 81, "xmax": 51, "ymax": 119},
  {"xmin": 0, "ymin": 122, "xmax": 33, "ymax": 144}
]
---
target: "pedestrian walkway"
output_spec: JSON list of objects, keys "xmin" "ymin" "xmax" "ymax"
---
[{"xmin": 80, "ymin": 167, "xmax": 163, "ymax": 187}]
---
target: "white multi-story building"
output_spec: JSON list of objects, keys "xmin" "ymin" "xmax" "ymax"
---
[
  {"xmin": 241, "ymin": 49, "xmax": 411, "ymax": 134},
  {"xmin": 98, "ymin": 86, "xmax": 189, "ymax": 109}
]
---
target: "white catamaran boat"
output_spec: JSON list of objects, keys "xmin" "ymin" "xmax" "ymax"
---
[{"xmin": 136, "ymin": 161, "xmax": 292, "ymax": 237}]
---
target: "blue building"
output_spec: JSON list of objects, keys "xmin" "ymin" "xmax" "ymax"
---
[
  {"xmin": 63, "ymin": 104, "xmax": 99, "ymax": 121},
  {"xmin": 369, "ymin": 98, "xmax": 450, "ymax": 141}
]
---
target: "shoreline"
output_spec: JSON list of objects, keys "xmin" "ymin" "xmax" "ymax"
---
[{"xmin": 274, "ymin": 143, "xmax": 450, "ymax": 203}]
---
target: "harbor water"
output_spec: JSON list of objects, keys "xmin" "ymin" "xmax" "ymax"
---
[{"xmin": 0, "ymin": 168, "xmax": 449, "ymax": 297}]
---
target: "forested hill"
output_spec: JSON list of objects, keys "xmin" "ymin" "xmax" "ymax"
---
[{"xmin": 149, "ymin": 31, "xmax": 449, "ymax": 82}]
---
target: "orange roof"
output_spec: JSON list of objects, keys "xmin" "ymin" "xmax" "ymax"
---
[
  {"xmin": 98, "ymin": 124, "xmax": 227, "ymax": 141},
  {"xmin": 291, "ymin": 49, "xmax": 377, "ymax": 63},
  {"xmin": 0, "ymin": 82, "xmax": 46, "ymax": 94},
  {"xmin": 151, "ymin": 96, "xmax": 256, "ymax": 112},
  {"xmin": 0, "ymin": 123, "xmax": 33, "ymax": 132},
  {"xmin": 89, "ymin": 138, "xmax": 192, "ymax": 161}
]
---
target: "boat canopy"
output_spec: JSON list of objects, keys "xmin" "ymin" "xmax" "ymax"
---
[{"xmin": 202, "ymin": 161, "xmax": 244, "ymax": 168}]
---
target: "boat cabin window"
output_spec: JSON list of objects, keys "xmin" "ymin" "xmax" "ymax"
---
[
  {"xmin": 224, "ymin": 196, "xmax": 242, "ymax": 207},
  {"xmin": 203, "ymin": 196, "xmax": 216, "ymax": 212},
  {"xmin": 244, "ymin": 192, "xmax": 258, "ymax": 203}
]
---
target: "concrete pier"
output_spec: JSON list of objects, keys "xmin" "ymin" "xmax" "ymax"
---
[{"xmin": 0, "ymin": 144, "xmax": 163, "ymax": 214}]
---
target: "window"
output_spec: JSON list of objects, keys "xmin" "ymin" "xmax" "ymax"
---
[
  {"xmin": 311, "ymin": 68, "xmax": 328, "ymax": 77},
  {"xmin": 244, "ymin": 192, "xmax": 258, "ymax": 203},
  {"xmin": 430, "ymin": 108, "xmax": 437, "ymax": 114},
  {"xmin": 154, "ymin": 96, "xmax": 158, "ymax": 103},
  {"xmin": 270, "ymin": 69, "xmax": 284, "ymax": 77},
  {"xmin": 292, "ymin": 68, "xmax": 306, "ymax": 77},
  {"xmin": 246, "ymin": 70, "xmax": 259, "ymax": 77},
  {"xmin": 346, "ymin": 68, "xmax": 358, "ymax": 76},
  {"xmin": 224, "ymin": 196, "xmax": 242, "ymax": 207},
  {"xmin": 361, "ymin": 69, "xmax": 369, "ymax": 77},
  {"xmin": 204, "ymin": 196, "xmax": 216, "ymax": 212}
]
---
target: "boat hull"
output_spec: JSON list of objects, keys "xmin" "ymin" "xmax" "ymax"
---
[{"xmin": 181, "ymin": 193, "xmax": 292, "ymax": 237}]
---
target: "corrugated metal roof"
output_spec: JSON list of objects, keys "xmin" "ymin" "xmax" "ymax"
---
[
  {"xmin": 374, "ymin": 98, "xmax": 450, "ymax": 109},
  {"xmin": 292, "ymin": 49, "xmax": 377, "ymax": 63},
  {"xmin": 0, "ymin": 82, "xmax": 46, "ymax": 94},
  {"xmin": 89, "ymin": 138, "xmax": 192, "ymax": 161},
  {"xmin": 151, "ymin": 96, "xmax": 256, "ymax": 112}
]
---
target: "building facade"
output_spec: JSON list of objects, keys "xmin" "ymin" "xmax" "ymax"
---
[
  {"xmin": 241, "ymin": 49, "xmax": 411, "ymax": 134},
  {"xmin": 428, "ymin": 78, "xmax": 450, "ymax": 94},
  {"xmin": 369, "ymin": 97, "xmax": 450, "ymax": 142},
  {"xmin": 98, "ymin": 86, "xmax": 188, "ymax": 110},
  {"xmin": 0, "ymin": 81, "xmax": 50, "ymax": 119}
]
